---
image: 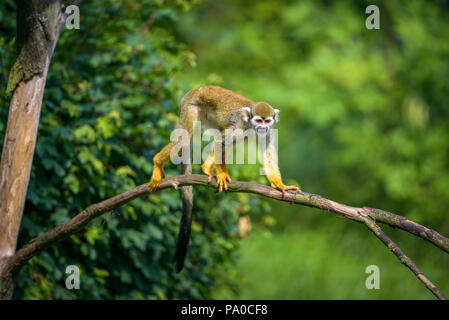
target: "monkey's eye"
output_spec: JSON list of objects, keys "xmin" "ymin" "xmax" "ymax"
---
[
  {"xmin": 254, "ymin": 118, "xmax": 263, "ymax": 124},
  {"xmin": 265, "ymin": 119, "xmax": 272, "ymax": 124}
]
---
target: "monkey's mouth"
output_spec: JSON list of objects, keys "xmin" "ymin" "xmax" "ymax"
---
[{"xmin": 256, "ymin": 127, "xmax": 268, "ymax": 134}]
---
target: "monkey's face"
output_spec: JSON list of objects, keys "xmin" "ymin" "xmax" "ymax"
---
[
  {"xmin": 250, "ymin": 115, "xmax": 275, "ymax": 135},
  {"xmin": 242, "ymin": 103, "xmax": 280, "ymax": 135}
]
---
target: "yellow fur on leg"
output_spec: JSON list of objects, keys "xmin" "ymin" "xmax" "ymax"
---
[
  {"xmin": 148, "ymin": 144, "xmax": 173, "ymax": 193},
  {"xmin": 201, "ymin": 150, "xmax": 216, "ymax": 182},
  {"xmin": 266, "ymin": 173, "xmax": 300, "ymax": 192},
  {"xmin": 201, "ymin": 162, "xmax": 215, "ymax": 182},
  {"xmin": 262, "ymin": 143, "xmax": 300, "ymax": 192},
  {"xmin": 148, "ymin": 165, "xmax": 165, "ymax": 193},
  {"xmin": 215, "ymin": 164, "xmax": 231, "ymax": 192}
]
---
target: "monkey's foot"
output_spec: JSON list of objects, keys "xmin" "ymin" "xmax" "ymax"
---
[
  {"xmin": 216, "ymin": 172, "xmax": 231, "ymax": 192},
  {"xmin": 148, "ymin": 166, "xmax": 165, "ymax": 193}
]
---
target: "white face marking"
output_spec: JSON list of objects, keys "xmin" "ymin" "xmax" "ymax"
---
[{"xmin": 250, "ymin": 115, "xmax": 274, "ymax": 135}]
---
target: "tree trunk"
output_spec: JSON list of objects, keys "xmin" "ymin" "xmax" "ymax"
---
[{"xmin": 0, "ymin": 0, "xmax": 65, "ymax": 300}]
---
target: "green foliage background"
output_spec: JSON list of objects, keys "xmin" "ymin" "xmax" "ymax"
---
[{"xmin": 0, "ymin": 0, "xmax": 449, "ymax": 299}]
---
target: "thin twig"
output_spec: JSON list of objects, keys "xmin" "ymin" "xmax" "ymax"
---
[{"xmin": 360, "ymin": 215, "xmax": 446, "ymax": 300}]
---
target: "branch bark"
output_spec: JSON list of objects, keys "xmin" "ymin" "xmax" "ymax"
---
[{"xmin": 1, "ymin": 174, "xmax": 447, "ymax": 299}]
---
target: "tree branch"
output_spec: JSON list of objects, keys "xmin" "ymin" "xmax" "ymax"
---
[{"xmin": 1, "ymin": 174, "xmax": 448, "ymax": 299}]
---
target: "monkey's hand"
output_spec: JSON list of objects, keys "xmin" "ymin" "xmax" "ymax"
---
[
  {"xmin": 275, "ymin": 183, "xmax": 300, "ymax": 203},
  {"xmin": 267, "ymin": 174, "xmax": 301, "ymax": 193},
  {"xmin": 148, "ymin": 165, "xmax": 165, "ymax": 193},
  {"xmin": 216, "ymin": 172, "xmax": 231, "ymax": 192},
  {"xmin": 276, "ymin": 184, "xmax": 301, "ymax": 192}
]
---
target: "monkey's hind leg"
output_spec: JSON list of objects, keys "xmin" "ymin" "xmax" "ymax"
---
[
  {"xmin": 149, "ymin": 104, "xmax": 198, "ymax": 193},
  {"xmin": 148, "ymin": 142, "xmax": 175, "ymax": 192}
]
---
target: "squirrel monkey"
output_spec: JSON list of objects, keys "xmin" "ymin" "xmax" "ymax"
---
[{"xmin": 148, "ymin": 85, "xmax": 300, "ymax": 271}]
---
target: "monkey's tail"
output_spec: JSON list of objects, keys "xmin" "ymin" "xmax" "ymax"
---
[{"xmin": 174, "ymin": 162, "xmax": 193, "ymax": 272}]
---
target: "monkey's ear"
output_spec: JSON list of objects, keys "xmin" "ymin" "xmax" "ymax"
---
[
  {"xmin": 274, "ymin": 109, "xmax": 280, "ymax": 122},
  {"xmin": 241, "ymin": 107, "xmax": 252, "ymax": 122}
]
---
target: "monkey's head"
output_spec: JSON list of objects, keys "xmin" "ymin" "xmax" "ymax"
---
[{"xmin": 242, "ymin": 102, "xmax": 279, "ymax": 135}]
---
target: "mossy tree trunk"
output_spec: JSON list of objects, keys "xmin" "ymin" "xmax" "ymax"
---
[{"xmin": 0, "ymin": 0, "xmax": 66, "ymax": 300}]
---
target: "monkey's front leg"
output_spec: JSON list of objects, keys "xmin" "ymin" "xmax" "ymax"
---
[
  {"xmin": 201, "ymin": 149, "xmax": 216, "ymax": 182},
  {"xmin": 266, "ymin": 172, "xmax": 300, "ymax": 192},
  {"xmin": 215, "ymin": 163, "xmax": 231, "ymax": 192},
  {"xmin": 264, "ymin": 162, "xmax": 300, "ymax": 192},
  {"xmin": 262, "ymin": 142, "xmax": 300, "ymax": 193}
]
